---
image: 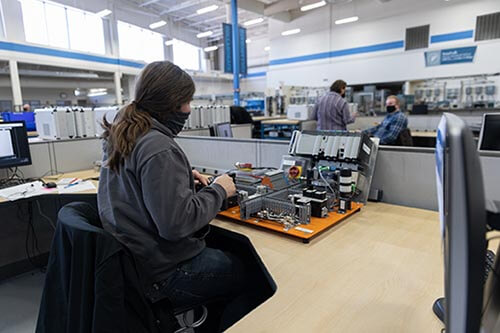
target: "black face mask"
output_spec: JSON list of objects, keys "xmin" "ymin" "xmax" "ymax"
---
[
  {"xmin": 161, "ymin": 111, "xmax": 190, "ymax": 136},
  {"xmin": 341, "ymin": 93, "xmax": 346, "ymax": 98},
  {"xmin": 386, "ymin": 105, "xmax": 396, "ymax": 113}
]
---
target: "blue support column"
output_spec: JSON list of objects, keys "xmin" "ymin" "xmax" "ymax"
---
[{"xmin": 231, "ymin": 0, "xmax": 240, "ymax": 106}]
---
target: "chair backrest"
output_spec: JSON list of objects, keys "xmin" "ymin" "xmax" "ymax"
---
[
  {"xmin": 36, "ymin": 202, "xmax": 174, "ymax": 333},
  {"xmin": 395, "ymin": 127, "xmax": 414, "ymax": 146}
]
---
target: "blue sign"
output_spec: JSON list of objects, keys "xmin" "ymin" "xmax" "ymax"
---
[
  {"xmin": 425, "ymin": 46, "xmax": 477, "ymax": 67},
  {"xmin": 238, "ymin": 27, "xmax": 247, "ymax": 75},
  {"xmin": 223, "ymin": 23, "xmax": 233, "ymax": 74},
  {"xmin": 222, "ymin": 23, "xmax": 247, "ymax": 74}
]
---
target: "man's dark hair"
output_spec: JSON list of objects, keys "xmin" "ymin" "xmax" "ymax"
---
[{"xmin": 330, "ymin": 80, "xmax": 347, "ymax": 93}]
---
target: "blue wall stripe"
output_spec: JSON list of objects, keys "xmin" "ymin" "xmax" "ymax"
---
[
  {"xmin": 0, "ymin": 41, "xmax": 145, "ymax": 69},
  {"xmin": 269, "ymin": 40, "xmax": 404, "ymax": 66},
  {"xmin": 430, "ymin": 30, "xmax": 474, "ymax": 43},
  {"xmin": 243, "ymin": 71, "xmax": 266, "ymax": 78}
]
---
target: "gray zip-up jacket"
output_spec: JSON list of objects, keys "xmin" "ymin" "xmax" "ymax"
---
[{"xmin": 97, "ymin": 118, "xmax": 226, "ymax": 289}]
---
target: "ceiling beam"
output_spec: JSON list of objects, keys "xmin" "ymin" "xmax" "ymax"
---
[
  {"xmin": 160, "ymin": 0, "xmax": 211, "ymax": 15},
  {"xmin": 139, "ymin": 0, "xmax": 161, "ymax": 7},
  {"xmin": 223, "ymin": 0, "xmax": 295, "ymax": 23},
  {"xmin": 264, "ymin": 0, "xmax": 299, "ymax": 16},
  {"xmin": 188, "ymin": 14, "xmax": 227, "ymax": 27}
]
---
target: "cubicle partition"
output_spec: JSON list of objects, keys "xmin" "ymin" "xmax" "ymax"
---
[
  {"xmin": 176, "ymin": 136, "xmax": 500, "ymax": 211},
  {"xmin": 6, "ymin": 134, "xmax": 500, "ymax": 212}
]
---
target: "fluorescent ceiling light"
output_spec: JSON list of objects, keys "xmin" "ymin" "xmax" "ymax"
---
[
  {"xmin": 197, "ymin": 5, "xmax": 218, "ymax": 15},
  {"xmin": 246, "ymin": 39, "xmax": 251, "ymax": 43},
  {"xmin": 165, "ymin": 39, "xmax": 176, "ymax": 46},
  {"xmin": 149, "ymin": 20, "xmax": 166, "ymax": 29},
  {"xmin": 204, "ymin": 46, "xmax": 218, "ymax": 52},
  {"xmin": 281, "ymin": 28, "xmax": 301, "ymax": 36},
  {"xmin": 197, "ymin": 31, "xmax": 213, "ymax": 38},
  {"xmin": 335, "ymin": 16, "xmax": 359, "ymax": 25},
  {"xmin": 244, "ymin": 17, "xmax": 264, "ymax": 26},
  {"xmin": 300, "ymin": 1, "xmax": 326, "ymax": 12},
  {"xmin": 96, "ymin": 9, "xmax": 112, "ymax": 17},
  {"xmin": 264, "ymin": 46, "xmax": 270, "ymax": 51},
  {"xmin": 88, "ymin": 91, "xmax": 108, "ymax": 97},
  {"xmin": 88, "ymin": 88, "xmax": 108, "ymax": 97}
]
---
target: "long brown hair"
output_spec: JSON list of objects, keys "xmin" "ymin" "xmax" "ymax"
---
[{"xmin": 102, "ymin": 61, "xmax": 195, "ymax": 172}]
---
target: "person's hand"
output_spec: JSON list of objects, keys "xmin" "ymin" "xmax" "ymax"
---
[
  {"xmin": 192, "ymin": 169, "xmax": 209, "ymax": 186},
  {"xmin": 214, "ymin": 174, "xmax": 236, "ymax": 198}
]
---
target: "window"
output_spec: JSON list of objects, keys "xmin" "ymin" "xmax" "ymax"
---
[
  {"xmin": 172, "ymin": 39, "xmax": 201, "ymax": 71},
  {"xmin": 20, "ymin": 0, "xmax": 105, "ymax": 54},
  {"xmin": 117, "ymin": 21, "xmax": 164, "ymax": 63}
]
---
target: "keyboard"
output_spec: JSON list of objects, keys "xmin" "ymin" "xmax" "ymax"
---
[{"xmin": 0, "ymin": 179, "xmax": 26, "ymax": 190}]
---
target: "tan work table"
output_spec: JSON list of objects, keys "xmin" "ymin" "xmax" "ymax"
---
[
  {"xmin": 0, "ymin": 169, "xmax": 464, "ymax": 332},
  {"xmin": 252, "ymin": 115, "xmax": 287, "ymax": 122},
  {"xmin": 411, "ymin": 130, "xmax": 438, "ymax": 138},
  {"xmin": 214, "ymin": 203, "xmax": 446, "ymax": 333}
]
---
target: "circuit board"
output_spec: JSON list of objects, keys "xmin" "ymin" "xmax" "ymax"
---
[{"xmin": 218, "ymin": 202, "xmax": 362, "ymax": 243}]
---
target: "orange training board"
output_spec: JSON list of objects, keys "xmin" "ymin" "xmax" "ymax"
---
[{"xmin": 218, "ymin": 202, "xmax": 363, "ymax": 241}]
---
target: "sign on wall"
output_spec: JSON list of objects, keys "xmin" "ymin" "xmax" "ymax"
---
[
  {"xmin": 425, "ymin": 46, "xmax": 477, "ymax": 67},
  {"xmin": 223, "ymin": 23, "xmax": 248, "ymax": 75}
]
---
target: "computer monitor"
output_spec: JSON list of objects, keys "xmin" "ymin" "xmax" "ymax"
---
[
  {"xmin": 0, "ymin": 121, "xmax": 32, "ymax": 169},
  {"xmin": 215, "ymin": 122, "xmax": 233, "ymax": 138},
  {"xmin": 435, "ymin": 113, "xmax": 487, "ymax": 332},
  {"xmin": 478, "ymin": 113, "xmax": 500, "ymax": 152}
]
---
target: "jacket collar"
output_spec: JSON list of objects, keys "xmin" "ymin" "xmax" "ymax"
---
[{"xmin": 151, "ymin": 118, "xmax": 176, "ymax": 138}]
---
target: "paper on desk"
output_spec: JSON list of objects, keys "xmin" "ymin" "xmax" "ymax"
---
[
  {"xmin": 57, "ymin": 181, "xmax": 96, "ymax": 194},
  {"xmin": 57, "ymin": 178, "xmax": 81, "ymax": 186},
  {"xmin": 0, "ymin": 181, "xmax": 45, "ymax": 201}
]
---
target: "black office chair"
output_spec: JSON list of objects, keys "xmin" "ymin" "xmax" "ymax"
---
[
  {"xmin": 36, "ymin": 202, "xmax": 277, "ymax": 332},
  {"xmin": 36, "ymin": 202, "xmax": 179, "ymax": 333},
  {"xmin": 394, "ymin": 128, "xmax": 414, "ymax": 146}
]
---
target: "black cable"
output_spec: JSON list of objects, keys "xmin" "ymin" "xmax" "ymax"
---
[
  {"xmin": 35, "ymin": 200, "xmax": 56, "ymax": 230},
  {"xmin": 17, "ymin": 201, "xmax": 45, "ymax": 270}
]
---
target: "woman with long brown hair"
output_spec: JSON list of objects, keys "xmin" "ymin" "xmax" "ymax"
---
[{"xmin": 98, "ymin": 61, "xmax": 244, "ymax": 331}]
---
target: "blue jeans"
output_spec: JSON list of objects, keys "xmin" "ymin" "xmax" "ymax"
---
[{"xmin": 156, "ymin": 247, "xmax": 247, "ymax": 331}]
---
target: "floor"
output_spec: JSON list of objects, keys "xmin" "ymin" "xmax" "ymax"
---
[{"xmin": 0, "ymin": 271, "xmax": 45, "ymax": 333}]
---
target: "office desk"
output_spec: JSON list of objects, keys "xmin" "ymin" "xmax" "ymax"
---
[
  {"xmin": 0, "ymin": 169, "xmax": 100, "ymax": 204},
  {"xmin": 411, "ymin": 130, "xmax": 437, "ymax": 138},
  {"xmin": 258, "ymin": 119, "xmax": 316, "ymax": 140},
  {"xmin": 0, "ymin": 170, "xmax": 477, "ymax": 332},
  {"xmin": 252, "ymin": 115, "xmax": 287, "ymax": 122},
  {"xmin": 411, "ymin": 130, "xmax": 437, "ymax": 148},
  {"xmin": 214, "ymin": 203, "xmax": 445, "ymax": 333},
  {"xmin": 0, "ymin": 169, "xmax": 100, "ymax": 280}
]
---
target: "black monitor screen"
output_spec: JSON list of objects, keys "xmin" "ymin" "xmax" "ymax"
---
[
  {"xmin": 479, "ymin": 114, "xmax": 500, "ymax": 151},
  {"xmin": 0, "ymin": 121, "xmax": 32, "ymax": 169},
  {"xmin": 216, "ymin": 122, "xmax": 233, "ymax": 138}
]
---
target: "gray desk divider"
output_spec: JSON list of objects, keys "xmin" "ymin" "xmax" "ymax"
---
[
  {"xmin": 53, "ymin": 138, "xmax": 102, "ymax": 174},
  {"xmin": 18, "ymin": 142, "xmax": 53, "ymax": 179},
  {"xmin": 18, "ymin": 135, "xmax": 500, "ymax": 212}
]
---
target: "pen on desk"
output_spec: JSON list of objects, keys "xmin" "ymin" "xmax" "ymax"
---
[
  {"xmin": 68, "ymin": 178, "xmax": 79, "ymax": 185},
  {"xmin": 64, "ymin": 181, "xmax": 80, "ymax": 189}
]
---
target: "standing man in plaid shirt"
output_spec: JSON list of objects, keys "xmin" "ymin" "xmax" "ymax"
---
[
  {"xmin": 364, "ymin": 95, "xmax": 408, "ymax": 145},
  {"xmin": 312, "ymin": 80, "xmax": 357, "ymax": 130}
]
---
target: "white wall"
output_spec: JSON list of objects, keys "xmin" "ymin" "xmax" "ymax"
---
[{"xmin": 265, "ymin": 0, "xmax": 500, "ymax": 87}]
